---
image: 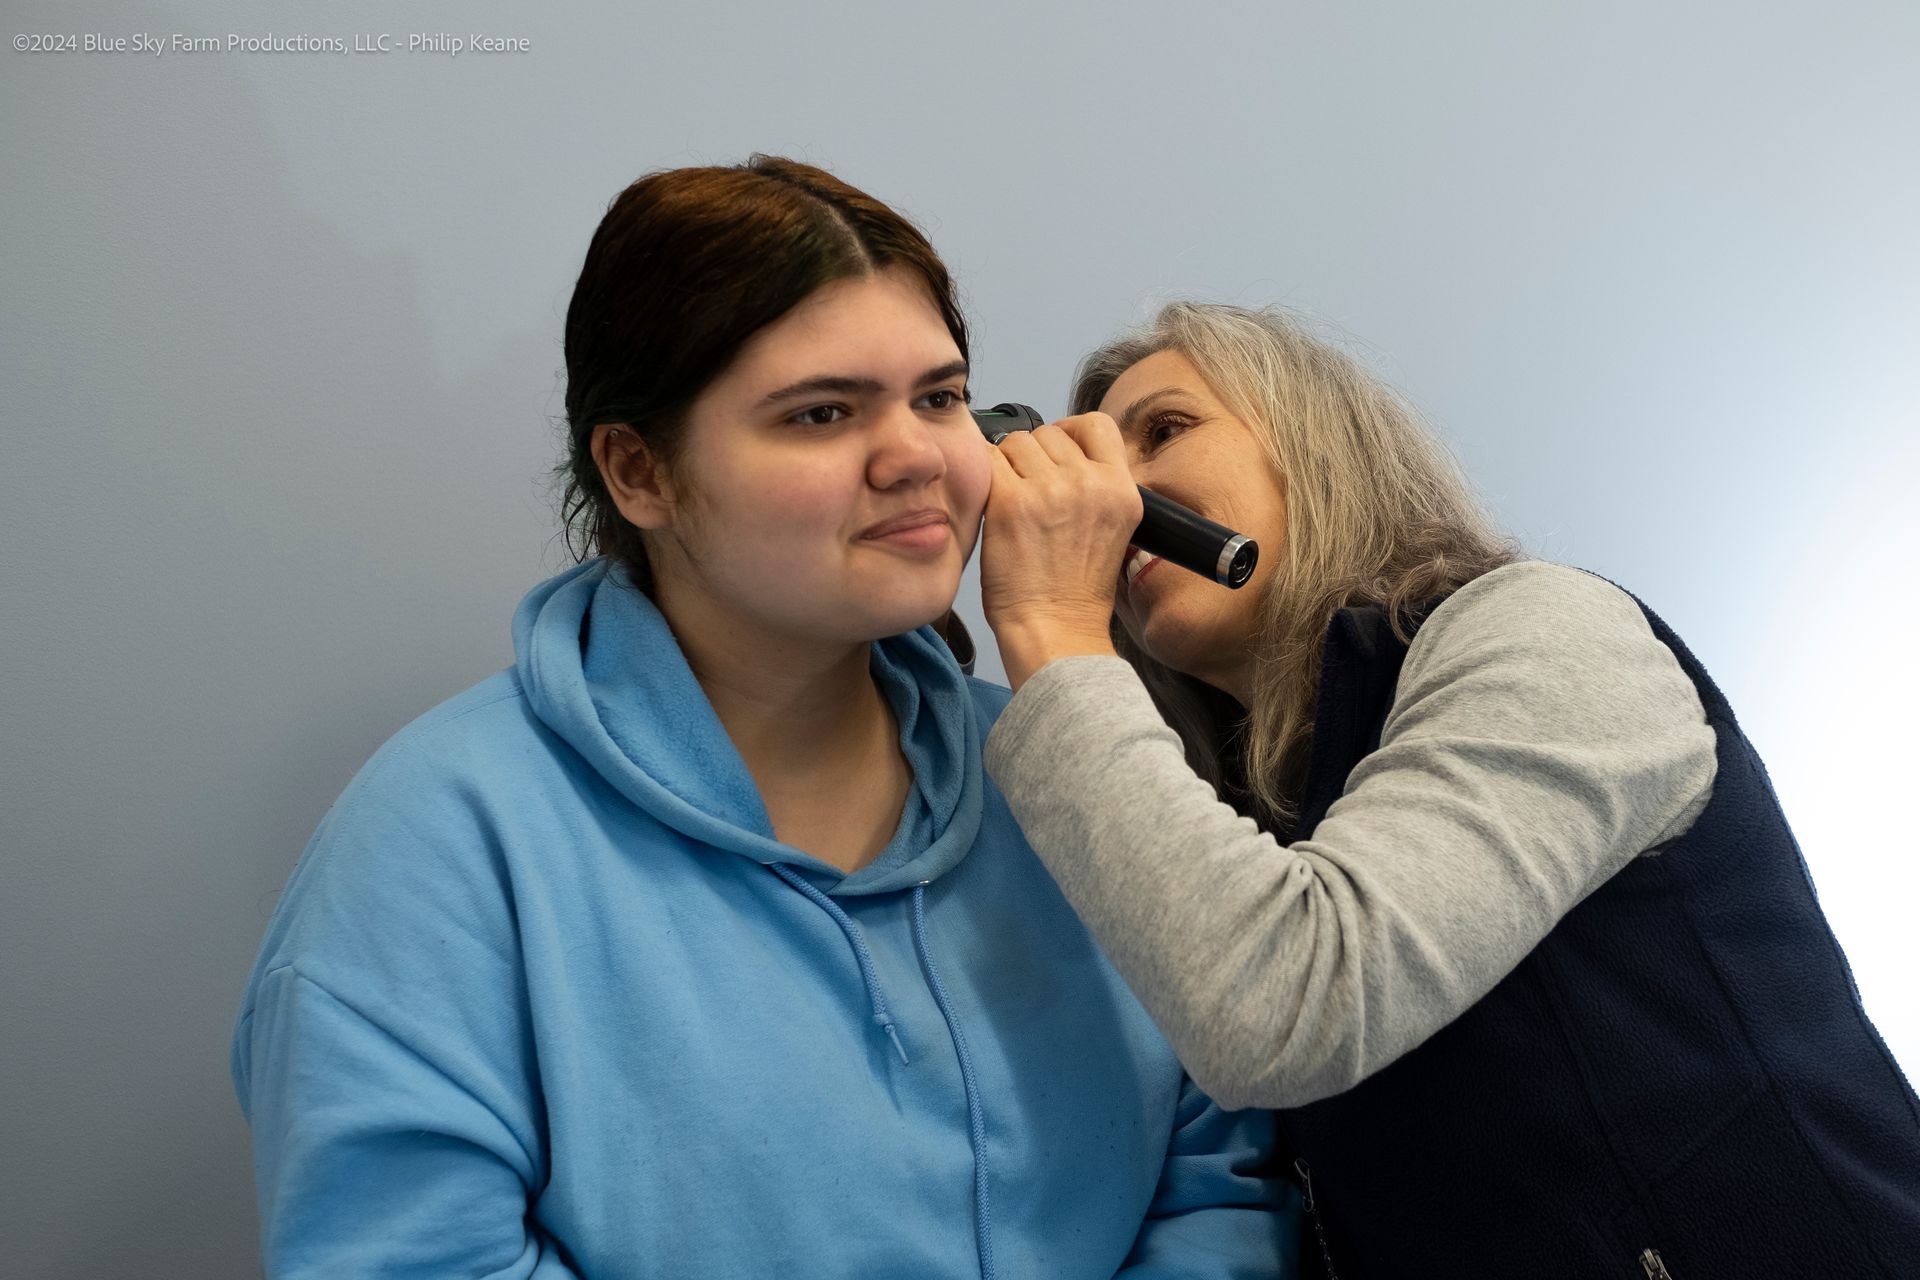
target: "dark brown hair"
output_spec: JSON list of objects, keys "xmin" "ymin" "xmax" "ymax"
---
[{"xmin": 557, "ymin": 155, "xmax": 970, "ymax": 589}]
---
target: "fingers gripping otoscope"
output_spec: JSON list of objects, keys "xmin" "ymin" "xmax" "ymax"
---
[{"xmin": 973, "ymin": 403, "xmax": 1259, "ymax": 588}]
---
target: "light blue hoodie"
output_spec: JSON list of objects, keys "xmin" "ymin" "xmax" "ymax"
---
[{"xmin": 233, "ymin": 559, "xmax": 1296, "ymax": 1278}]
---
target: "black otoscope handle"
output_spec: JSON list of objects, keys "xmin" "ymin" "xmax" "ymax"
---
[{"xmin": 972, "ymin": 403, "xmax": 1258, "ymax": 588}]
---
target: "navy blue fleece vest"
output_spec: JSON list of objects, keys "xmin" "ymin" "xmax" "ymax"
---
[{"xmin": 1278, "ymin": 586, "xmax": 1920, "ymax": 1279}]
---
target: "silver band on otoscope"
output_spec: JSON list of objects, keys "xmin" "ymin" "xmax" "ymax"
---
[{"xmin": 1216, "ymin": 534, "xmax": 1251, "ymax": 585}]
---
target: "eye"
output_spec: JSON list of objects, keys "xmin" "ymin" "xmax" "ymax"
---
[
  {"xmin": 788, "ymin": 404, "xmax": 850, "ymax": 427},
  {"xmin": 1145, "ymin": 412, "xmax": 1195, "ymax": 448},
  {"xmin": 920, "ymin": 387, "xmax": 969, "ymax": 412}
]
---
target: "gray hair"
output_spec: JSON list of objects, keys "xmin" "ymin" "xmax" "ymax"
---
[{"xmin": 1071, "ymin": 302, "xmax": 1520, "ymax": 828}]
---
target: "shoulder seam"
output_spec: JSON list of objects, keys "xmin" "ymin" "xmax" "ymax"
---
[{"xmin": 265, "ymin": 962, "xmax": 541, "ymax": 1177}]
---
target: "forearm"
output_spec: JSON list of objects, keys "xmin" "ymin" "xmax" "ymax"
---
[
  {"xmin": 991, "ymin": 618, "xmax": 1116, "ymax": 692},
  {"xmin": 983, "ymin": 591, "xmax": 1716, "ymax": 1110},
  {"xmin": 986, "ymin": 658, "xmax": 1401, "ymax": 1107}
]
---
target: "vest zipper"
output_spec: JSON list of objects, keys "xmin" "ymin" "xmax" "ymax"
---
[
  {"xmin": 1293, "ymin": 1158, "xmax": 1340, "ymax": 1280},
  {"xmin": 1639, "ymin": 1247, "xmax": 1675, "ymax": 1278}
]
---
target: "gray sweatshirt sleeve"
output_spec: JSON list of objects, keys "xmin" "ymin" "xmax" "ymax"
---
[{"xmin": 983, "ymin": 561, "xmax": 1717, "ymax": 1110}]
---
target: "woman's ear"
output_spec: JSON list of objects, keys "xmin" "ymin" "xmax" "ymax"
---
[{"xmin": 591, "ymin": 423, "xmax": 676, "ymax": 529}]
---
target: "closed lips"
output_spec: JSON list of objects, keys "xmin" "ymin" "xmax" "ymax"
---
[{"xmin": 861, "ymin": 511, "xmax": 948, "ymax": 538}]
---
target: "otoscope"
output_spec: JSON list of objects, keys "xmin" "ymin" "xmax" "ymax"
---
[{"xmin": 972, "ymin": 403, "xmax": 1259, "ymax": 589}]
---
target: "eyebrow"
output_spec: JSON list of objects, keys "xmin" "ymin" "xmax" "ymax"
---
[
  {"xmin": 755, "ymin": 359, "xmax": 970, "ymax": 408},
  {"xmin": 1115, "ymin": 388, "xmax": 1200, "ymax": 437}
]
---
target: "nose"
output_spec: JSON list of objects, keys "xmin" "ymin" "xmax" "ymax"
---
[{"xmin": 867, "ymin": 401, "xmax": 947, "ymax": 490}]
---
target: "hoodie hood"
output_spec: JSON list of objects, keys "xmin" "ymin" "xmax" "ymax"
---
[{"xmin": 512, "ymin": 559, "xmax": 982, "ymax": 893}]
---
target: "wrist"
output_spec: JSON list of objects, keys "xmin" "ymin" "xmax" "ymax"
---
[{"xmin": 996, "ymin": 621, "xmax": 1117, "ymax": 692}]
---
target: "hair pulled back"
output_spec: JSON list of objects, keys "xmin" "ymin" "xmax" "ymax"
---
[{"xmin": 558, "ymin": 155, "xmax": 969, "ymax": 588}]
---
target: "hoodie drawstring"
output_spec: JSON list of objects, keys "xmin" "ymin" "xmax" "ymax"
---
[
  {"xmin": 764, "ymin": 867, "xmax": 997, "ymax": 1280},
  {"xmin": 913, "ymin": 883, "xmax": 996, "ymax": 1280},
  {"xmin": 768, "ymin": 864, "xmax": 910, "ymax": 1065}
]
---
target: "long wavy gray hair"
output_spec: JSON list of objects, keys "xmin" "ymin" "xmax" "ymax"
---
[{"xmin": 1070, "ymin": 302, "xmax": 1520, "ymax": 830}]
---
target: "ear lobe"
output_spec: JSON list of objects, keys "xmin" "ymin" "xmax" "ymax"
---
[{"xmin": 591, "ymin": 423, "xmax": 676, "ymax": 529}]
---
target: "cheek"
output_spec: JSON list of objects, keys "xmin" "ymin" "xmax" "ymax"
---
[
  {"xmin": 735, "ymin": 453, "xmax": 855, "ymax": 529},
  {"xmin": 1235, "ymin": 457, "xmax": 1287, "ymax": 542},
  {"xmin": 945, "ymin": 437, "xmax": 992, "ymax": 525},
  {"xmin": 679, "ymin": 461, "xmax": 849, "ymax": 580}
]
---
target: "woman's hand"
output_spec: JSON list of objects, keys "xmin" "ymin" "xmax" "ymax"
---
[{"xmin": 981, "ymin": 413, "xmax": 1143, "ymax": 690}]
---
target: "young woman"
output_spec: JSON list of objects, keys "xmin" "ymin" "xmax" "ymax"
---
[
  {"xmin": 231, "ymin": 163, "xmax": 1293, "ymax": 1279},
  {"xmin": 978, "ymin": 302, "xmax": 1920, "ymax": 1279}
]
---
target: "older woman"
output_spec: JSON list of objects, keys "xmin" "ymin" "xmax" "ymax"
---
[{"xmin": 979, "ymin": 302, "xmax": 1920, "ymax": 1279}]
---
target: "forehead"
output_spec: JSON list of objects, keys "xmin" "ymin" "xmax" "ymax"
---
[
  {"xmin": 1099, "ymin": 349, "xmax": 1218, "ymax": 413},
  {"xmin": 727, "ymin": 269, "xmax": 958, "ymax": 383}
]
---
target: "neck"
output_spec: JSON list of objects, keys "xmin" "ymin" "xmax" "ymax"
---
[
  {"xmin": 652, "ymin": 578, "xmax": 896, "ymax": 789},
  {"xmin": 1188, "ymin": 661, "xmax": 1252, "ymax": 711},
  {"xmin": 1184, "ymin": 655, "xmax": 1253, "ymax": 712}
]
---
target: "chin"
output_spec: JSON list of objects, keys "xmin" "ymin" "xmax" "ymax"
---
[
  {"xmin": 1131, "ymin": 605, "xmax": 1218, "ymax": 681},
  {"xmin": 853, "ymin": 580, "xmax": 962, "ymax": 641}
]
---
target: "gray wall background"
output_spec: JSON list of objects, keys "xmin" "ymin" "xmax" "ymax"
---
[{"xmin": 5, "ymin": 1, "xmax": 1915, "ymax": 1273}]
